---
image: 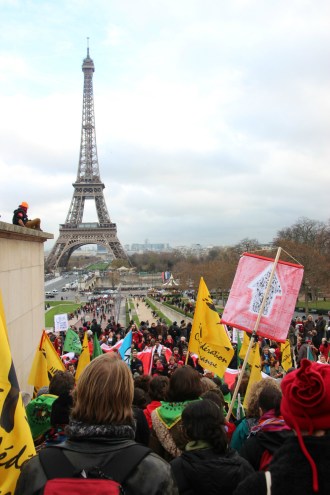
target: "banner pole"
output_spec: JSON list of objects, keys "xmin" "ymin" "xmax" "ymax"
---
[{"xmin": 226, "ymin": 247, "xmax": 282, "ymax": 421}]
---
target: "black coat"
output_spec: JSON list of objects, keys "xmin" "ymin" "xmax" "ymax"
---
[
  {"xmin": 171, "ymin": 447, "xmax": 253, "ymax": 495},
  {"xmin": 234, "ymin": 435, "xmax": 330, "ymax": 495},
  {"xmin": 15, "ymin": 435, "xmax": 177, "ymax": 495},
  {"xmin": 239, "ymin": 429, "xmax": 293, "ymax": 470}
]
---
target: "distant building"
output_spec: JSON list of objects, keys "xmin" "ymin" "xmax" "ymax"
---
[
  {"xmin": 175, "ymin": 244, "xmax": 214, "ymax": 257},
  {"xmin": 125, "ymin": 243, "xmax": 172, "ymax": 254}
]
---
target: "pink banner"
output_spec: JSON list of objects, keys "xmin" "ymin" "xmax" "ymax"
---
[{"xmin": 221, "ymin": 253, "xmax": 304, "ymax": 342}]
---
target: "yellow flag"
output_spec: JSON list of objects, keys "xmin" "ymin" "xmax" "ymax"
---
[
  {"xmin": 75, "ymin": 332, "xmax": 90, "ymax": 381},
  {"xmin": 281, "ymin": 340, "xmax": 293, "ymax": 372},
  {"xmin": 0, "ymin": 292, "xmax": 36, "ymax": 494},
  {"xmin": 243, "ymin": 344, "xmax": 262, "ymax": 409},
  {"xmin": 28, "ymin": 331, "xmax": 65, "ymax": 392},
  {"xmin": 188, "ymin": 277, "xmax": 234, "ymax": 377},
  {"xmin": 238, "ymin": 331, "xmax": 255, "ymax": 366}
]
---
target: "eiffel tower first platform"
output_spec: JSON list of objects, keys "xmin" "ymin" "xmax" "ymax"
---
[{"xmin": 46, "ymin": 47, "xmax": 127, "ymax": 272}]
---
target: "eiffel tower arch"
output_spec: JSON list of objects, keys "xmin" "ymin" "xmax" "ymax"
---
[{"xmin": 46, "ymin": 46, "xmax": 127, "ymax": 272}]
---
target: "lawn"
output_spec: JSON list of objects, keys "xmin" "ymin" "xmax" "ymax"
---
[
  {"xmin": 45, "ymin": 302, "xmax": 80, "ymax": 328},
  {"xmin": 85, "ymin": 262, "xmax": 110, "ymax": 271}
]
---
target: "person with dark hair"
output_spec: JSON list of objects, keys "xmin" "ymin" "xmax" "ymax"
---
[
  {"xmin": 171, "ymin": 399, "xmax": 253, "ymax": 494},
  {"xmin": 26, "ymin": 371, "xmax": 75, "ymax": 447},
  {"xmin": 239, "ymin": 381, "xmax": 292, "ymax": 471},
  {"xmin": 90, "ymin": 318, "xmax": 102, "ymax": 338},
  {"xmin": 315, "ymin": 314, "xmax": 327, "ymax": 347},
  {"xmin": 16, "ymin": 354, "xmax": 177, "ymax": 495},
  {"xmin": 134, "ymin": 373, "xmax": 151, "ymax": 402},
  {"xmin": 297, "ymin": 336, "xmax": 309, "ymax": 365},
  {"xmin": 304, "ymin": 315, "xmax": 315, "ymax": 342},
  {"xmin": 150, "ymin": 366, "xmax": 203, "ymax": 461},
  {"xmin": 48, "ymin": 370, "xmax": 75, "ymax": 396},
  {"xmin": 234, "ymin": 359, "xmax": 330, "ymax": 495},
  {"xmin": 132, "ymin": 388, "xmax": 150, "ymax": 447},
  {"xmin": 132, "ymin": 349, "xmax": 144, "ymax": 375},
  {"xmin": 319, "ymin": 338, "xmax": 330, "ymax": 363},
  {"xmin": 201, "ymin": 389, "xmax": 236, "ymax": 441},
  {"xmin": 144, "ymin": 376, "xmax": 169, "ymax": 429}
]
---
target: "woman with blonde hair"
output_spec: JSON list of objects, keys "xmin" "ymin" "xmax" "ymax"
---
[{"xmin": 16, "ymin": 354, "xmax": 177, "ymax": 495}]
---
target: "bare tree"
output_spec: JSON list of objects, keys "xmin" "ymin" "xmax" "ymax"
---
[{"xmin": 274, "ymin": 218, "xmax": 330, "ymax": 309}]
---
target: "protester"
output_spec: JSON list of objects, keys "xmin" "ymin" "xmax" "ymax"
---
[
  {"xmin": 239, "ymin": 381, "xmax": 292, "ymax": 471},
  {"xmin": 171, "ymin": 399, "xmax": 253, "ymax": 494},
  {"xmin": 230, "ymin": 379, "xmax": 271, "ymax": 452},
  {"xmin": 270, "ymin": 360, "xmax": 284, "ymax": 380},
  {"xmin": 304, "ymin": 315, "xmax": 315, "ymax": 341},
  {"xmin": 201, "ymin": 389, "xmax": 236, "ymax": 441},
  {"xmin": 16, "ymin": 354, "xmax": 177, "ymax": 495},
  {"xmin": 150, "ymin": 365, "xmax": 202, "ymax": 461},
  {"xmin": 234, "ymin": 359, "xmax": 330, "ymax": 494},
  {"xmin": 12, "ymin": 201, "xmax": 42, "ymax": 230},
  {"xmin": 319, "ymin": 338, "xmax": 330, "ymax": 363},
  {"xmin": 297, "ymin": 337, "xmax": 309, "ymax": 365},
  {"xmin": 132, "ymin": 388, "xmax": 150, "ymax": 446},
  {"xmin": 26, "ymin": 371, "xmax": 74, "ymax": 448},
  {"xmin": 260, "ymin": 346, "xmax": 272, "ymax": 375},
  {"xmin": 144, "ymin": 375, "xmax": 169, "ymax": 429}
]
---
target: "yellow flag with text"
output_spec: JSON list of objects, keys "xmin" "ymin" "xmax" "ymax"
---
[
  {"xmin": 28, "ymin": 330, "xmax": 65, "ymax": 393},
  {"xmin": 0, "ymin": 292, "xmax": 36, "ymax": 494},
  {"xmin": 243, "ymin": 344, "xmax": 262, "ymax": 409},
  {"xmin": 188, "ymin": 277, "xmax": 234, "ymax": 377},
  {"xmin": 75, "ymin": 331, "xmax": 91, "ymax": 381},
  {"xmin": 281, "ymin": 340, "xmax": 293, "ymax": 372},
  {"xmin": 239, "ymin": 331, "xmax": 255, "ymax": 366}
]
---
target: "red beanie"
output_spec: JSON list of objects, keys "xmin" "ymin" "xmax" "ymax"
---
[{"xmin": 281, "ymin": 359, "xmax": 330, "ymax": 492}]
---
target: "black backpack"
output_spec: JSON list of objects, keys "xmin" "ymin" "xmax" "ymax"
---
[{"xmin": 39, "ymin": 444, "xmax": 151, "ymax": 495}]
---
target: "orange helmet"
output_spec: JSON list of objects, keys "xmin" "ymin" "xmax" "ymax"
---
[{"xmin": 20, "ymin": 201, "xmax": 29, "ymax": 208}]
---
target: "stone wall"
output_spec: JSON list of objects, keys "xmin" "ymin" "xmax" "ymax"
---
[{"xmin": 0, "ymin": 221, "xmax": 53, "ymax": 393}]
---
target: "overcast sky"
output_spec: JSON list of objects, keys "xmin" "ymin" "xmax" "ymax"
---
[{"xmin": 1, "ymin": 0, "xmax": 329, "ymax": 250}]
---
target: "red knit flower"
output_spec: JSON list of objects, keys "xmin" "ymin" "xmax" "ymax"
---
[{"xmin": 281, "ymin": 359, "xmax": 330, "ymax": 431}]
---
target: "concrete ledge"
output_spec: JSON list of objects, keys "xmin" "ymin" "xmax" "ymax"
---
[
  {"xmin": 0, "ymin": 221, "xmax": 53, "ymax": 243},
  {"xmin": 0, "ymin": 221, "xmax": 53, "ymax": 392}
]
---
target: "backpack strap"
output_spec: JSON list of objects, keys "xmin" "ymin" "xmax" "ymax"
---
[
  {"xmin": 265, "ymin": 471, "xmax": 272, "ymax": 495},
  {"xmin": 40, "ymin": 444, "xmax": 151, "ymax": 484},
  {"xmin": 39, "ymin": 448, "xmax": 78, "ymax": 479},
  {"xmin": 102, "ymin": 444, "xmax": 151, "ymax": 484}
]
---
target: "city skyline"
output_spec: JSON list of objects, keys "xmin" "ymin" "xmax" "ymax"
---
[{"xmin": 0, "ymin": 1, "xmax": 329, "ymax": 250}]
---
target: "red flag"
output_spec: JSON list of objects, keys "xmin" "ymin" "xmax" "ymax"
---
[
  {"xmin": 221, "ymin": 253, "xmax": 304, "ymax": 342},
  {"xmin": 224, "ymin": 368, "xmax": 240, "ymax": 389},
  {"xmin": 137, "ymin": 347, "xmax": 154, "ymax": 375}
]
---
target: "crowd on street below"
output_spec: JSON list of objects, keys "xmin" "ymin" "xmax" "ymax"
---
[{"xmin": 15, "ymin": 298, "xmax": 330, "ymax": 495}]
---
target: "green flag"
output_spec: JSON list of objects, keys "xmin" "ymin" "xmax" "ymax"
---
[
  {"xmin": 63, "ymin": 329, "xmax": 82, "ymax": 355},
  {"xmin": 92, "ymin": 333, "xmax": 103, "ymax": 360}
]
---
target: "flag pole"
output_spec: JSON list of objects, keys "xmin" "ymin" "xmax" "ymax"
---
[{"xmin": 226, "ymin": 247, "xmax": 282, "ymax": 421}]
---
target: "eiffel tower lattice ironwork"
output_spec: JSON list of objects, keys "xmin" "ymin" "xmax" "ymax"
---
[{"xmin": 46, "ymin": 47, "xmax": 127, "ymax": 272}]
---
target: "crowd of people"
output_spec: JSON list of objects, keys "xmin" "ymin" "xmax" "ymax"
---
[{"xmin": 15, "ymin": 301, "xmax": 330, "ymax": 494}]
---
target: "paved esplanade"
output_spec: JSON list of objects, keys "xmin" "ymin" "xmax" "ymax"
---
[{"xmin": 132, "ymin": 297, "xmax": 193, "ymax": 326}]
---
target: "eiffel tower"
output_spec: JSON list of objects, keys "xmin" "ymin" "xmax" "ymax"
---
[{"xmin": 46, "ymin": 46, "xmax": 127, "ymax": 272}]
